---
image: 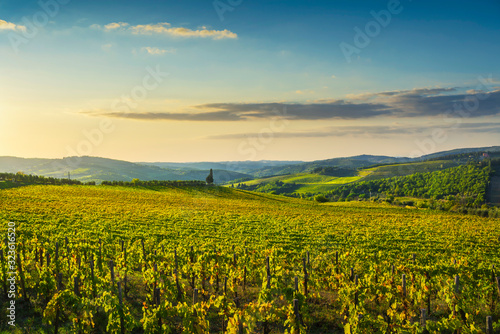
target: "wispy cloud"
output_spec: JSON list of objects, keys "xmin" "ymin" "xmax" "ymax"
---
[
  {"xmin": 81, "ymin": 87, "xmax": 500, "ymax": 122},
  {"xmin": 140, "ymin": 47, "xmax": 176, "ymax": 55},
  {"xmin": 206, "ymin": 122, "xmax": 500, "ymax": 140},
  {"xmin": 206, "ymin": 125, "xmax": 418, "ymax": 139},
  {"xmin": 81, "ymin": 110, "xmax": 243, "ymax": 121},
  {"xmin": 103, "ymin": 22, "xmax": 129, "ymax": 30},
  {"xmin": 194, "ymin": 101, "xmax": 395, "ymax": 120},
  {"xmin": 0, "ymin": 19, "xmax": 26, "ymax": 32},
  {"xmin": 82, "ymin": 101, "xmax": 395, "ymax": 121},
  {"xmin": 343, "ymin": 88, "xmax": 457, "ymax": 102},
  {"xmin": 91, "ymin": 21, "xmax": 237, "ymax": 40},
  {"xmin": 295, "ymin": 89, "xmax": 315, "ymax": 95}
]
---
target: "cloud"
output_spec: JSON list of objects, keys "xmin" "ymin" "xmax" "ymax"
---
[
  {"xmin": 0, "ymin": 19, "xmax": 26, "ymax": 32},
  {"xmin": 104, "ymin": 22, "xmax": 129, "ymax": 30},
  {"xmin": 382, "ymin": 88, "xmax": 500, "ymax": 117},
  {"xmin": 343, "ymin": 87, "xmax": 457, "ymax": 102},
  {"xmin": 207, "ymin": 125, "xmax": 417, "ymax": 140},
  {"xmin": 454, "ymin": 122, "xmax": 500, "ymax": 133},
  {"xmin": 81, "ymin": 110, "xmax": 243, "ymax": 121},
  {"xmin": 193, "ymin": 102, "xmax": 396, "ymax": 120},
  {"xmin": 82, "ymin": 86, "xmax": 500, "ymax": 122},
  {"xmin": 141, "ymin": 47, "xmax": 176, "ymax": 55},
  {"xmin": 328, "ymin": 87, "xmax": 500, "ymax": 118},
  {"xmin": 206, "ymin": 122, "xmax": 500, "ymax": 140},
  {"xmin": 295, "ymin": 89, "xmax": 315, "ymax": 95},
  {"xmin": 92, "ymin": 21, "xmax": 237, "ymax": 40}
]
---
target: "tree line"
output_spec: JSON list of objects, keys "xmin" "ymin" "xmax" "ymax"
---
[
  {"xmin": 101, "ymin": 179, "xmax": 206, "ymax": 187},
  {"xmin": 325, "ymin": 163, "xmax": 491, "ymax": 207},
  {"xmin": 0, "ymin": 172, "xmax": 87, "ymax": 186}
]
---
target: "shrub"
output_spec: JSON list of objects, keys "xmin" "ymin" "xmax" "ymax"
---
[{"xmin": 314, "ymin": 195, "xmax": 329, "ymax": 203}]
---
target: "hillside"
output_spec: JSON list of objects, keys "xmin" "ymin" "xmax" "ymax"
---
[
  {"xmin": 251, "ymin": 155, "xmax": 413, "ymax": 178},
  {"xmin": 360, "ymin": 160, "xmax": 461, "ymax": 181},
  {"xmin": 1, "ymin": 184, "xmax": 499, "ymax": 332},
  {"xmin": 140, "ymin": 160, "xmax": 303, "ymax": 174},
  {"xmin": 488, "ymin": 158, "xmax": 500, "ymax": 205},
  {"xmin": 419, "ymin": 145, "xmax": 500, "ymax": 160},
  {"xmin": 234, "ymin": 159, "xmax": 464, "ymax": 197},
  {"xmin": 2, "ymin": 145, "xmax": 499, "ymax": 185},
  {"xmin": 334, "ymin": 163, "xmax": 489, "ymax": 197},
  {"xmin": 0, "ymin": 156, "xmax": 251, "ymax": 184},
  {"xmin": 490, "ymin": 176, "xmax": 500, "ymax": 205},
  {"xmin": 142, "ymin": 146, "xmax": 500, "ymax": 178},
  {"xmin": 234, "ymin": 172, "xmax": 363, "ymax": 195}
]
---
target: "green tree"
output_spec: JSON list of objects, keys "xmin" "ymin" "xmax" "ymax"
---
[{"xmin": 206, "ymin": 169, "xmax": 214, "ymax": 185}]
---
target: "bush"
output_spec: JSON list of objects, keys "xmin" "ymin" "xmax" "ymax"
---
[
  {"xmin": 416, "ymin": 201, "xmax": 428, "ymax": 209},
  {"xmin": 314, "ymin": 195, "xmax": 329, "ymax": 203}
]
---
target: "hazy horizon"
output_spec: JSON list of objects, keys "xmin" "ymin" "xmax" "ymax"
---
[{"xmin": 2, "ymin": 143, "xmax": 499, "ymax": 164}]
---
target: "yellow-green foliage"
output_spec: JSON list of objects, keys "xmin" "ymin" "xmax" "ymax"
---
[{"xmin": 0, "ymin": 185, "xmax": 499, "ymax": 333}]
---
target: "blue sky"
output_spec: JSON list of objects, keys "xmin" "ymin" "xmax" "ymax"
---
[{"xmin": 1, "ymin": 0, "xmax": 499, "ymax": 161}]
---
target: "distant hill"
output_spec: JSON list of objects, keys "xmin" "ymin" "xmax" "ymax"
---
[
  {"xmin": 2, "ymin": 145, "xmax": 499, "ymax": 185},
  {"xmin": 251, "ymin": 155, "xmax": 413, "ymax": 177},
  {"xmin": 420, "ymin": 146, "xmax": 500, "ymax": 160},
  {"xmin": 249, "ymin": 147, "xmax": 500, "ymax": 178},
  {"xmin": 139, "ymin": 160, "xmax": 303, "ymax": 174},
  {"xmin": 0, "ymin": 156, "xmax": 251, "ymax": 184},
  {"xmin": 231, "ymin": 145, "xmax": 500, "ymax": 199},
  {"xmin": 234, "ymin": 159, "xmax": 462, "ymax": 196}
]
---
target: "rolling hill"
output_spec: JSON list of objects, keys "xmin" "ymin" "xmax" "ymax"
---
[
  {"xmin": 250, "ymin": 155, "xmax": 413, "ymax": 178},
  {"xmin": 0, "ymin": 156, "xmax": 251, "ymax": 184},
  {"xmin": 2, "ymin": 145, "xmax": 500, "ymax": 186},
  {"xmin": 251, "ymin": 146, "xmax": 500, "ymax": 178},
  {"xmin": 233, "ymin": 159, "xmax": 465, "ymax": 196},
  {"xmin": 139, "ymin": 160, "xmax": 303, "ymax": 174}
]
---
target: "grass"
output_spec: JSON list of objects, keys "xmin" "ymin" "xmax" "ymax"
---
[
  {"xmin": 234, "ymin": 173, "xmax": 363, "ymax": 195},
  {"xmin": 360, "ymin": 160, "xmax": 459, "ymax": 181},
  {"xmin": 232, "ymin": 160, "xmax": 463, "ymax": 196}
]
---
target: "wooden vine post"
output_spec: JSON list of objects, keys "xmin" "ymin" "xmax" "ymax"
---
[
  {"xmin": 354, "ymin": 274, "xmax": 359, "ymax": 308},
  {"xmin": 453, "ymin": 275, "xmax": 460, "ymax": 318},
  {"xmin": 123, "ymin": 243, "xmax": 128, "ymax": 298},
  {"xmin": 335, "ymin": 251, "xmax": 339, "ymax": 274},
  {"xmin": 54, "ymin": 273, "xmax": 63, "ymax": 334},
  {"xmin": 0, "ymin": 250, "xmax": 6, "ymax": 297},
  {"xmin": 16, "ymin": 253, "xmax": 27, "ymax": 301},
  {"xmin": 118, "ymin": 282, "xmax": 125, "ymax": 334},
  {"xmin": 302, "ymin": 257, "xmax": 308, "ymax": 296},
  {"xmin": 90, "ymin": 257, "xmax": 96, "ymax": 298},
  {"xmin": 190, "ymin": 246, "xmax": 195, "ymax": 289},
  {"xmin": 293, "ymin": 299, "xmax": 301, "ymax": 325},
  {"xmin": 174, "ymin": 249, "xmax": 182, "ymax": 300}
]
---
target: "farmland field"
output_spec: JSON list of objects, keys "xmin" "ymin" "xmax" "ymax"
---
[
  {"xmin": 1, "ymin": 185, "xmax": 500, "ymax": 333},
  {"xmin": 233, "ymin": 160, "xmax": 462, "ymax": 197}
]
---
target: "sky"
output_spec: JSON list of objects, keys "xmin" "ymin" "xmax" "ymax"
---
[{"xmin": 0, "ymin": 0, "xmax": 499, "ymax": 162}]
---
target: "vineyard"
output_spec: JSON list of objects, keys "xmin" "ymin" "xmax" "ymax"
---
[{"xmin": 1, "ymin": 184, "xmax": 500, "ymax": 333}]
